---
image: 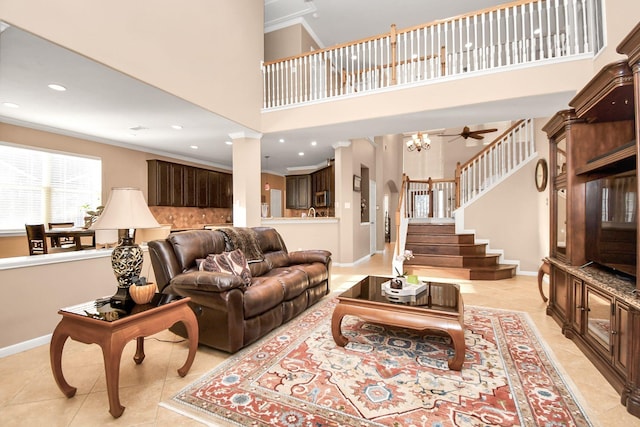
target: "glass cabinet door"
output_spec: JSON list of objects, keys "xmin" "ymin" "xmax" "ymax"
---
[
  {"xmin": 585, "ymin": 286, "xmax": 612, "ymax": 354},
  {"xmin": 555, "ymin": 187, "xmax": 567, "ymax": 259},
  {"xmin": 556, "ymin": 138, "xmax": 567, "ymax": 177}
]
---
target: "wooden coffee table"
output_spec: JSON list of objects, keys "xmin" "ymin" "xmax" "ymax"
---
[
  {"xmin": 50, "ymin": 294, "xmax": 198, "ymax": 418},
  {"xmin": 331, "ymin": 276, "xmax": 465, "ymax": 370}
]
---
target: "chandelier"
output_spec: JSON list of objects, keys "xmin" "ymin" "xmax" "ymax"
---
[{"xmin": 407, "ymin": 132, "xmax": 431, "ymax": 152}]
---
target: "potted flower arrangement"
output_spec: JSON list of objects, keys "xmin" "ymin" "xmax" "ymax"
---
[{"xmin": 392, "ymin": 250, "xmax": 414, "ymax": 289}]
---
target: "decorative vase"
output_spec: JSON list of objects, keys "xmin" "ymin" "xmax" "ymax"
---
[{"xmin": 129, "ymin": 283, "xmax": 157, "ymax": 305}]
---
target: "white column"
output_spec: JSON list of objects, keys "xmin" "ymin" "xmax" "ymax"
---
[
  {"xmin": 230, "ymin": 131, "xmax": 262, "ymax": 227},
  {"xmin": 333, "ymin": 141, "xmax": 353, "ymax": 263}
]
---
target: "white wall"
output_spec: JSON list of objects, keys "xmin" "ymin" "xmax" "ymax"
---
[
  {"xmin": 1, "ymin": 0, "xmax": 265, "ymax": 131},
  {"xmin": 460, "ymin": 117, "xmax": 550, "ymax": 273}
]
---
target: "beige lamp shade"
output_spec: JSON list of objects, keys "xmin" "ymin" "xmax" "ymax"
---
[{"xmin": 90, "ymin": 187, "xmax": 160, "ymax": 230}]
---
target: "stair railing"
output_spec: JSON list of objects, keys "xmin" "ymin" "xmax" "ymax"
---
[
  {"xmin": 405, "ymin": 177, "xmax": 457, "ymax": 220},
  {"xmin": 262, "ymin": 0, "xmax": 603, "ymax": 109},
  {"xmin": 393, "ymin": 174, "xmax": 410, "ymax": 274},
  {"xmin": 455, "ymin": 119, "xmax": 535, "ymax": 207}
]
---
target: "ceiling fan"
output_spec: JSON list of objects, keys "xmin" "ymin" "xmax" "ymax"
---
[{"xmin": 439, "ymin": 126, "xmax": 498, "ymax": 142}]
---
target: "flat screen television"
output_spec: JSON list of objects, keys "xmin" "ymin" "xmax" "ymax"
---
[{"xmin": 585, "ymin": 170, "xmax": 637, "ymax": 278}]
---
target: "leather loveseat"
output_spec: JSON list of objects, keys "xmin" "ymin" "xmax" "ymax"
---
[{"xmin": 148, "ymin": 227, "xmax": 331, "ymax": 352}]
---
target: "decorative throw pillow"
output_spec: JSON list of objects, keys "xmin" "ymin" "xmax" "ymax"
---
[{"xmin": 200, "ymin": 249, "xmax": 252, "ymax": 286}]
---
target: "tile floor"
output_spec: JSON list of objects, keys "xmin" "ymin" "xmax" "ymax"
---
[{"xmin": 2, "ymin": 245, "xmax": 640, "ymax": 426}]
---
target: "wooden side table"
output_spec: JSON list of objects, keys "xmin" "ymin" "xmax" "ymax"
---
[{"xmin": 50, "ymin": 295, "xmax": 198, "ymax": 418}]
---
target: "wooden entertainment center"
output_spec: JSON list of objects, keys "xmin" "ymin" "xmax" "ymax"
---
[{"xmin": 543, "ymin": 22, "xmax": 640, "ymax": 417}]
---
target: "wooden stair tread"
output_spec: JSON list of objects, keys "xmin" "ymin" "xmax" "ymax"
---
[{"xmin": 404, "ymin": 223, "xmax": 517, "ymax": 281}]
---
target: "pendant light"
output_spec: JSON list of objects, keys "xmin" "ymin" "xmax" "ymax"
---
[{"xmin": 264, "ymin": 156, "xmax": 270, "ymax": 191}]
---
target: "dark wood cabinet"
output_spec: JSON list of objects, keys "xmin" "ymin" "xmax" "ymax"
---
[
  {"xmin": 310, "ymin": 164, "xmax": 335, "ymax": 207},
  {"xmin": 543, "ymin": 23, "xmax": 640, "ymax": 418},
  {"xmin": 286, "ymin": 175, "xmax": 311, "ymax": 209},
  {"xmin": 148, "ymin": 159, "xmax": 173, "ymax": 206},
  {"xmin": 196, "ymin": 168, "xmax": 210, "ymax": 208},
  {"xmin": 286, "ymin": 166, "xmax": 334, "ymax": 210},
  {"xmin": 147, "ymin": 159, "xmax": 232, "ymax": 208}
]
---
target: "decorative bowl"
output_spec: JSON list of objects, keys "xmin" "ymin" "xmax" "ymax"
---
[{"xmin": 129, "ymin": 283, "xmax": 157, "ymax": 305}]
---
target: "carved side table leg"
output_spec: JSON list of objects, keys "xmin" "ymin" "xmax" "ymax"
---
[
  {"xmin": 134, "ymin": 337, "xmax": 145, "ymax": 365},
  {"xmin": 538, "ymin": 259, "xmax": 550, "ymax": 303},
  {"xmin": 177, "ymin": 307, "xmax": 199, "ymax": 377},
  {"xmin": 50, "ymin": 321, "xmax": 76, "ymax": 398},
  {"xmin": 101, "ymin": 337, "xmax": 127, "ymax": 418}
]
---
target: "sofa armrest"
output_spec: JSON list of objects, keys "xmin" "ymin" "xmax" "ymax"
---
[
  {"xmin": 170, "ymin": 271, "xmax": 245, "ymax": 293},
  {"xmin": 288, "ymin": 250, "xmax": 331, "ymax": 265}
]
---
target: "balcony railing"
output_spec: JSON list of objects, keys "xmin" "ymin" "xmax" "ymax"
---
[{"xmin": 262, "ymin": 0, "xmax": 603, "ymax": 109}]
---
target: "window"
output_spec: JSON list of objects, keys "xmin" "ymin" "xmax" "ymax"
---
[{"xmin": 0, "ymin": 143, "xmax": 101, "ymax": 231}]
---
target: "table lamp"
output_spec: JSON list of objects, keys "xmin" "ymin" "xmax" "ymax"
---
[{"xmin": 90, "ymin": 187, "xmax": 160, "ymax": 305}]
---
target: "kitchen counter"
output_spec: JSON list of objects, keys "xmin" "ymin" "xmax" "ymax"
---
[
  {"xmin": 260, "ymin": 217, "xmax": 339, "ymax": 259},
  {"xmin": 261, "ymin": 217, "xmax": 339, "ymax": 224}
]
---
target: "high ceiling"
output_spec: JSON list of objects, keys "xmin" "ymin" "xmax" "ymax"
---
[{"xmin": 0, "ymin": 2, "xmax": 568, "ymax": 175}]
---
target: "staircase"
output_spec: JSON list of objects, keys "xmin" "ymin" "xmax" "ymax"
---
[{"xmin": 403, "ymin": 223, "xmax": 517, "ymax": 280}]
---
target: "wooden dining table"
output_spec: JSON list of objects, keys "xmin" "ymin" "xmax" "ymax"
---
[{"xmin": 45, "ymin": 227, "xmax": 96, "ymax": 250}]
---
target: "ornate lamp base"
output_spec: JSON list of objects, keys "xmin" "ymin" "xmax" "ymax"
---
[{"xmin": 110, "ymin": 235, "xmax": 143, "ymax": 306}]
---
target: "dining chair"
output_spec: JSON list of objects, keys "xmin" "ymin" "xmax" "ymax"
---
[
  {"xmin": 48, "ymin": 222, "xmax": 76, "ymax": 247},
  {"xmin": 25, "ymin": 224, "xmax": 75, "ymax": 255}
]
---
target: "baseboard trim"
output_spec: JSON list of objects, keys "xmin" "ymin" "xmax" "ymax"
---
[{"xmin": 0, "ymin": 334, "xmax": 52, "ymax": 358}]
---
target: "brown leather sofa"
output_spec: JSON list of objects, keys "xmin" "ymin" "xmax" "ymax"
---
[{"xmin": 148, "ymin": 227, "xmax": 331, "ymax": 353}]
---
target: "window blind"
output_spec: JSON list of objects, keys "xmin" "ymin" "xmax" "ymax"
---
[{"xmin": 0, "ymin": 144, "xmax": 101, "ymax": 231}]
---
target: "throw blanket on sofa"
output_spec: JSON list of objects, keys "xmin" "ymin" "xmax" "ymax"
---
[{"xmin": 219, "ymin": 227, "xmax": 264, "ymax": 263}]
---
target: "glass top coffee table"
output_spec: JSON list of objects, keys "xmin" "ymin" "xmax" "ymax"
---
[{"xmin": 331, "ymin": 275, "xmax": 465, "ymax": 370}]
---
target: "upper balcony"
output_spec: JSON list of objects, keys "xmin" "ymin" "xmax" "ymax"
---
[{"xmin": 262, "ymin": 0, "xmax": 605, "ymax": 133}]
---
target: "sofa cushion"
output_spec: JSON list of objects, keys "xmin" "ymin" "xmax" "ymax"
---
[
  {"xmin": 219, "ymin": 227, "xmax": 264, "ymax": 263},
  {"xmin": 169, "ymin": 230, "xmax": 226, "ymax": 272},
  {"xmin": 254, "ymin": 227, "xmax": 288, "ymax": 253},
  {"xmin": 259, "ymin": 268, "xmax": 309, "ymax": 300},
  {"xmin": 243, "ymin": 278, "xmax": 285, "ymax": 318},
  {"xmin": 170, "ymin": 271, "xmax": 245, "ymax": 293},
  {"xmin": 249, "ymin": 260, "xmax": 271, "ymax": 277},
  {"xmin": 265, "ymin": 250, "xmax": 290, "ymax": 269},
  {"xmin": 201, "ymin": 249, "xmax": 251, "ymax": 286},
  {"xmin": 290, "ymin": 262, "xmax": 329, "ymax": 287}
]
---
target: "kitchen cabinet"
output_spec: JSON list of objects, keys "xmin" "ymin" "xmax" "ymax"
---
[
  {"xmin": 147, "ymin": 159, "xmax": 232, "ymax": 208},
  {"xmin": 310, "ymin": 164, "xmax": 335, "ymax": 207},
  {"xmin": 286, "ymin": 175, "xmax": 311, "ymax": 209}
]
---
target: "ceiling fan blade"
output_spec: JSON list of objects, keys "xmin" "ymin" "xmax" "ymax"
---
[
  {"xmin": 471, "ymin": 128, "xmax": 498, "ymax": 134},
  {"xmin": 446, "ymin": 135, "xmax": 462, "ymax": 143},
  {"xmin": 469, "ymin": 133, "xmax": 484, "ymax": 140}
]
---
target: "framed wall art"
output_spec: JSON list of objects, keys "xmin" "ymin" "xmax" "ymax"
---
[{"xmin": 353, "ymin": 175, "xmax": 361, "ymax": 192}]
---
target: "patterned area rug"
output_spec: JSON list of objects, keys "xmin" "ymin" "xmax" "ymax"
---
[{"xmin": 162, "ymin": 298, "xmax": 593, "ymax": 426}]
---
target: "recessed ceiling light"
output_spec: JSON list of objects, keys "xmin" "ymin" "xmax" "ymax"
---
[
  {"xmin": 464, "ymin": 42, "xmax": 473, "ymax": 48},
  {"xmin": 48, "ymin": 83, "xmax": 67, "ymax": 91},
  {"xmin": 171, "ymin": 125, "xmax": 183, "ymax": 130},
  {"xmin": 225, "ymin": 141, "xmax": 233, "ymax": 145},
  {"xmin": 311, "ymin": 141, "xmax": 317, "ymax": 146},
  {"xmin": 2, "ymin": 102, "xmax": 19, "ymax": 108},
  {"xmin": 298, "ymin": 152, "xmax": 304, "ymax": 156},
  {"xmin": 279, "ymin": 138, "xmax": 285, "ymax": 143},
  {"xmin": 533, "ymin": 28, "xmax": 542, "ymax": 35},
  {"xmin": 190, "ymin": 145, "xmax": 198, "ymax": 150}
]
